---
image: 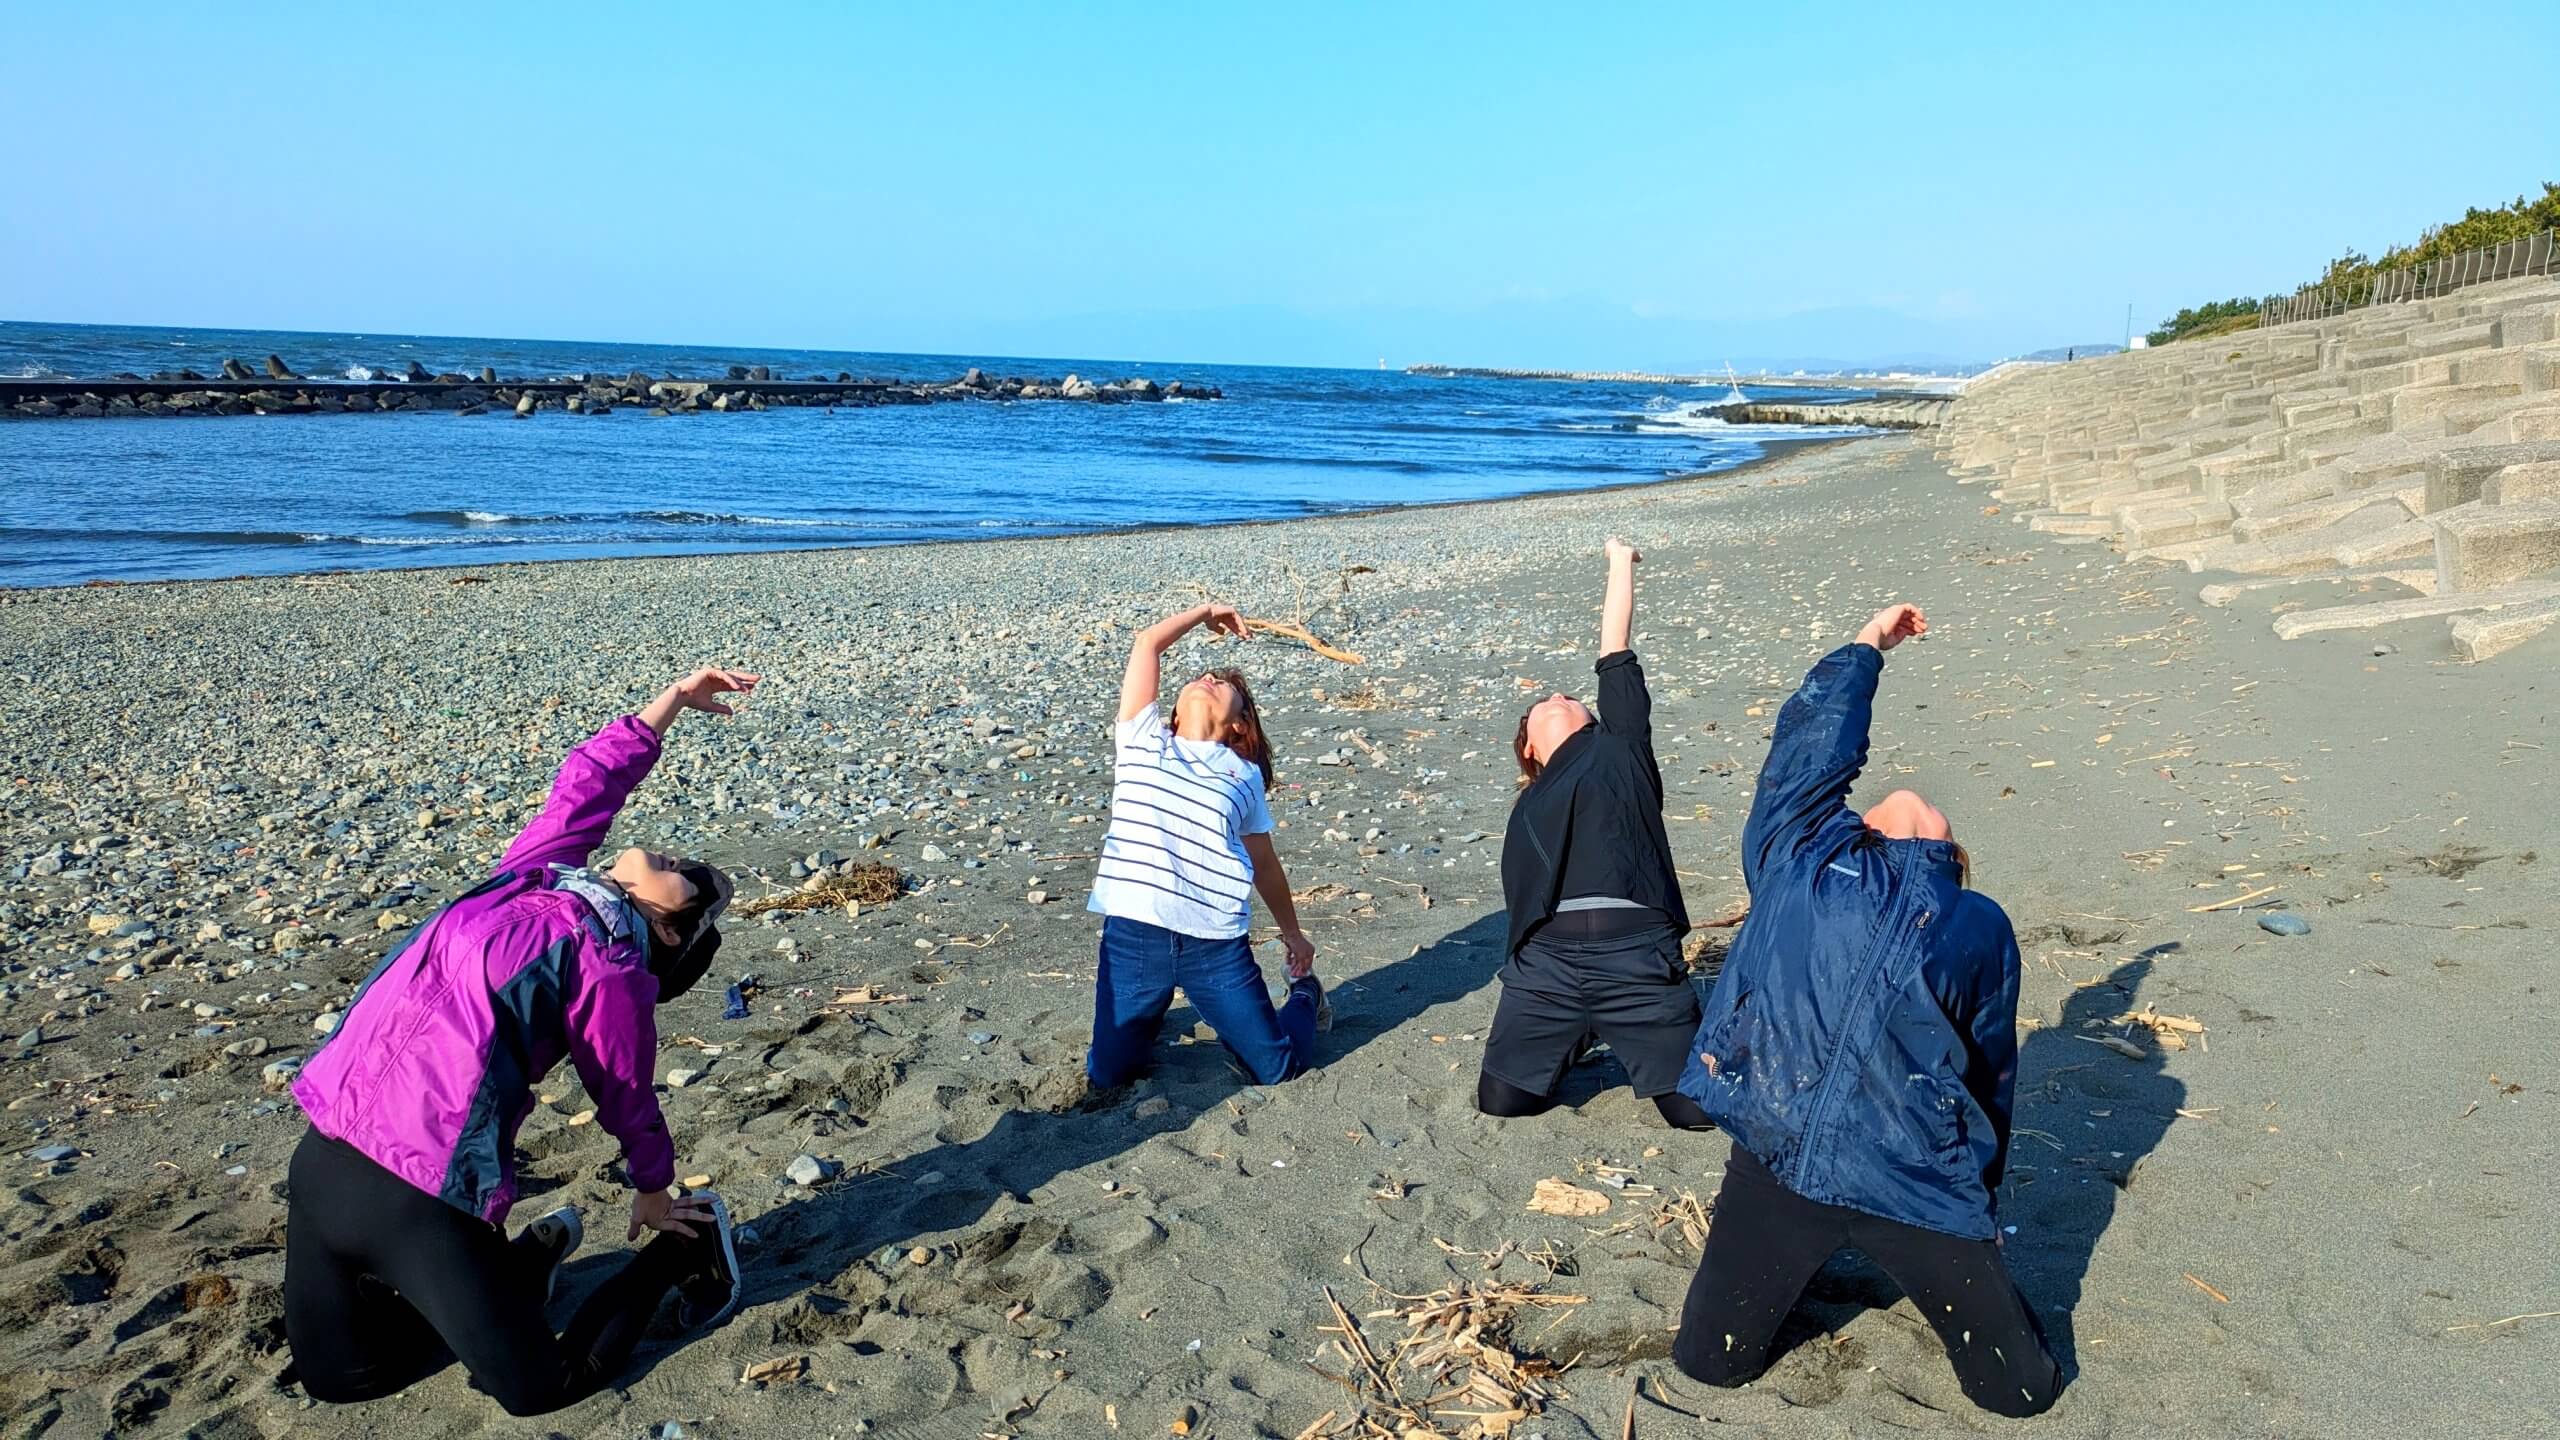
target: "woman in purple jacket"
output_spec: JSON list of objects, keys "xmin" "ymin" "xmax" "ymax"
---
[{"xmin": 284, "ymin": 667, "xmax": 756, "ymax": 1416}]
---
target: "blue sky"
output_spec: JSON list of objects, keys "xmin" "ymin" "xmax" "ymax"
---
[{"xmin": 6, "ymin": 3, "xmax": 2555, "ymax": 369}]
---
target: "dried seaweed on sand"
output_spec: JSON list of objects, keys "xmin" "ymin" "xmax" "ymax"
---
[
  {"xmin": 1305, "ymin": 1282, "xmax": 1585, "ymax": 1438},
  {"xmin": 734, "ymin": 862, "xmax": 905, "ymax": 916}
]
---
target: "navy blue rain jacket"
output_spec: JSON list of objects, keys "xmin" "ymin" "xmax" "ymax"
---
[{"xmin": 1677, "ymin": 643, "xmax": 2021, "ymax": 1240}]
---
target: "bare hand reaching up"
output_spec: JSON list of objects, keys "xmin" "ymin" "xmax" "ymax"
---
[
  {"xmin": 638, "ymin": 667, "xmax": 761, "ymax": 736},
  {"xmin": 1856, "ymin": 604, "xmax": 1927, "ymax": 652}
]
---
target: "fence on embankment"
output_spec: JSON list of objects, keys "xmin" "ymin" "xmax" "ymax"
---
[{"xmin": 2259, "ymin": 228, "xmax": 2560, "ymax": 329}]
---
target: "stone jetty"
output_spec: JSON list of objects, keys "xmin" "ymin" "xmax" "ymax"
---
[
  {"xmin": 0, "ymin": 362, "xmax": 1220, "ymax": 420},
  {"xmin": 1715, "ymin": 397, "xmax": 1949, "ymax": 429},
  {"xmin": 1940, "ymin": 276, "xmax": 2560, "ymax": 659}
]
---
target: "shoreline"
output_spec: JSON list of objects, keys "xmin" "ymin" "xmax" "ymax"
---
[{"xmin": 1, "ymin": 433, "xmax": 1858, "ymax": 598}]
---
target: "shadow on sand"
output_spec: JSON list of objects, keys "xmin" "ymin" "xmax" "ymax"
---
[{"xmin": 594, "ymin": 909, "xmax": 1514, "ymax": 1383}]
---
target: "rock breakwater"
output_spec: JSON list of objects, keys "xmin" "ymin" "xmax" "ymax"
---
[{"xmin": 2, "ymin": 361, "xmax": 1221, "ymax": 420}]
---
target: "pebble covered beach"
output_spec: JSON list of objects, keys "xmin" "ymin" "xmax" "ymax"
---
[{"xmin": 3, "ymin": 434, "xmax": 2552, "ymax": 1438}]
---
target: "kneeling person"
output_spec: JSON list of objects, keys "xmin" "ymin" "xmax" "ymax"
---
[
  {"xmin": 284, "ymin": 668, "xmax": 757, "ymax": 1416},
  {"xmin": 1672, "ymin": 606, "xmax": 2061, "ymax": 1417}
]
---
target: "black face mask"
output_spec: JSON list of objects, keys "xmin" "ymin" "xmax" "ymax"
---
[{"xmin": 646, "ymin": 861, "xmax": 731, "ymax": 1004}]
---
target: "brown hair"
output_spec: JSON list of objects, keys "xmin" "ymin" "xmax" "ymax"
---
[
  {"xmin": 1513, "ymin": 707, "xmax": 1541, "ymax": 787},
  {"xmin": 1209, "ymin": 667, "xmax": 1275, "ymax": 791}
]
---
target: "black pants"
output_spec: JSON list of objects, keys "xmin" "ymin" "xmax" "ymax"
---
[
  {"xmin": 284, "ymin": 1130, "xmax": 701, "ymax": 1417},
  {"xmin": 1673, "ymin": 1148, "xmax": 2061, "ymax": 1418},
  {"xmin": 1482, "ymin": 911, "xmax": 1701, "ymax": 1105}
]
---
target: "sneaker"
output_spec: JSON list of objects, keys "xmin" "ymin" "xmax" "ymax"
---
[
  {"xmin": 673, "ymin": 1192, "xmax": 743, "ymax": 1328},
  {"xmin": 1291, "ymin": 975, "xmax": 1332, "ymax": 1034},
  {"xmin": 522, "ymin": 1207, "xmax": 583, "ymax": 1306}
]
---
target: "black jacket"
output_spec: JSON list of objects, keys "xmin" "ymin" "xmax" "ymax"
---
[
  {"xmin": 1500, "ymin": 650, "xmax": 1691, "ymax": 959},
  {"xmin": 1678, "ymin": 643, "xmax": 2021, "ymax": 1239}
]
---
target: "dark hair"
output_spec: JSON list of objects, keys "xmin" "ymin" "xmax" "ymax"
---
[
  {"xmin": 646, "ymin": 860, "xmax": 729, "ymax": 1002},
  {"xmin": 1514, "ymin": 707, "xmax": 1541, "ymax": 786},
  {"xmin": 1209, "ymin": 666, "xmax": 1275, "ymax": 790}
]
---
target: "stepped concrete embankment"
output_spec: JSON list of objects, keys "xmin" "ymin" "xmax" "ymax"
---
[
  {"xmin": 1940, "ymin": 276, "xmax": 2560, "ymax": 659},
  {"xmin": 1, "ymin": 362, "xmax": 1219, "ymax": 420}
]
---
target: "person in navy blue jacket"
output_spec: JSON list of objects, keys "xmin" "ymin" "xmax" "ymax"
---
[{"xmin": 1672, "ymin": 603, "xmax": 2061, "ymax": 1417}]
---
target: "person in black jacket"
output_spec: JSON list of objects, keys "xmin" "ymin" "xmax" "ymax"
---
[
  {"xmin": 1481, "ymin": 538, "xmax": 1713, "ymax": 1130},
  {"xmin": 1671, "ymin": 602, "xmax": 2061, "ymax": 1416}
]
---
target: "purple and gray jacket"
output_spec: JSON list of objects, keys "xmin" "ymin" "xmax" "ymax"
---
[{"xmin": 292, "ymin": 716, "xmax": 676, "ymax": 1224}]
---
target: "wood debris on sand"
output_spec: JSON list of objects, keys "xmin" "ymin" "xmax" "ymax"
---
[
  {"xmin": 1304, "ymin": 1282, "xmax": 1585, "ymax": 1438},
  {"xmin": 734, "ymin": 862, "xmax": 905, "ymax": 916}
]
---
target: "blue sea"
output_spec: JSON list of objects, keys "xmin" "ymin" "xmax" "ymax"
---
[{"xmin": 0, "ymin": 321, "xmax": 1875, "ymax": 588}]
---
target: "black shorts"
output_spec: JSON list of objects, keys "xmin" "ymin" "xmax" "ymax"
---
[{"xmin": 1483, "ymin": 918, "xmax": 1701, "ymax": 1099}]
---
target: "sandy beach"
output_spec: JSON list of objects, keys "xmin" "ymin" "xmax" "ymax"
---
[{"xmin": 3, "ymin": 433, "xmax": 2552, "ymax": 1439}]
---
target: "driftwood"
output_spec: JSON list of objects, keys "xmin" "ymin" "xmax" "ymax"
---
[{"xmin": 1245, "ymin": 616, "xmax": 1365, "ymax": 665}]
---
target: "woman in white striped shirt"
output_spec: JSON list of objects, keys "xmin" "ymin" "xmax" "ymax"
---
[{"xmin": 1086, "ymin": 602, "xmax": 1324, "ymax": 1088}]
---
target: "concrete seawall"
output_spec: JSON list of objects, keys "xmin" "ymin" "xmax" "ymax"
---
[{"xmin": 1940, "ymin": 276, "xmax": 2560, "ymax": 659}]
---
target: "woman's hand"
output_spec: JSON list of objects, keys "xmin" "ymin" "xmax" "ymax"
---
[
  {"xmin": 1202, "ymin": 603, "xmax": 1248, "ymax": 640},
  {"xmin": 671, "ymin": 667, "xmax": 759, "ymax": 715},
  {"xmin": 639, "ymin": 667, "xmax": 760, "ymax": 736},
  {"xmin": 628, "ymin": 1186, "xmax": 716, "ymax": 1241},
  {"xmin": 1278, "ymin": 929, "xmax": 1317, "ymax": 980},
  {"xmin": 1605, "ymin": 537, "xmax": 1642, "ymax": 567},
  {"xmin": 1856, "ymin": 604, "xmax": 1927, "ymax": 652}
]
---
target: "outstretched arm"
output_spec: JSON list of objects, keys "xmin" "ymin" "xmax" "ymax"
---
[
  {"xmin": 499, "ymin": 667, "xmax": 759, "ymax": 875},
  {"xmin": 1600, "ymin": 538, "xmax": 1638, "ymax": 656},
  {"xmin": 1119, "ymin": 602, "xmax": 1246, "ymax": 723},
  {"xmin": 1738, "ymin": 604, "xmax": 1924, "ymax": 889}
]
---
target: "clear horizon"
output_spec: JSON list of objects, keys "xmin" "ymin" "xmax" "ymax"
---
[{"xmin": 7, "ymin": 2, "xmax": 2556, "ymax": 370}]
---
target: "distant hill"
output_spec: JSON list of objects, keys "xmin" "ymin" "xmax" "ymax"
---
[{"xmin": 2016, "ymin": 344, "xmax": 2123, "ymax": 362}]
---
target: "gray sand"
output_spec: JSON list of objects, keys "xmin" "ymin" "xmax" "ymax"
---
[{"xmin": 2, "ymin": 435, "xmax": 2552, "ymax": 1438}]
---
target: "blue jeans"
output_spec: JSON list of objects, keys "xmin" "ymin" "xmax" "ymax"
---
[{"xmin": 1088, "ymin": 916, "xmax": 1321, "ymax": 1087}]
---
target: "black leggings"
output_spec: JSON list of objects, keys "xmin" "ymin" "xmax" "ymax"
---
[
  {"xmin": 284, "ymin": 1130, "xmax": 701, "ymax": 1416},
  {"xmin": 1475, "ymin": 1070, "xmax": 1715, "ymax": 1130},
  {"xmin": 1672, "ymin": 1148, "xmax": 2060, "ymax": 1417}
]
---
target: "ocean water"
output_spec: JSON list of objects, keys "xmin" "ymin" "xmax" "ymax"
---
[{"xmin": 0, "ymin": 321, "xmax": 1875, "ymax": 588}]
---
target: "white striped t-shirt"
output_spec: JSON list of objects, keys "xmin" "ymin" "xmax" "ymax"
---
[{"xmin": 1087, "ymin": 702, "xmax": 1272, "ymax": 938}]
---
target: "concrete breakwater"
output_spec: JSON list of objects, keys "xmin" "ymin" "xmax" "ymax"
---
[
  {"xmin": 1714, "ymin": 398, "xmax": 1949, "ymax": 429},
  {"xmin": 1941, "ymin": 275, "xmax": 2560, "ymax": 660},
  {"xmin": 1, "ymin": 358, "xmax": 1221, "ymax": 420}
]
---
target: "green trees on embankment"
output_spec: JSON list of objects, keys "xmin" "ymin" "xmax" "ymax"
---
[{"xmin": 2146, "ymin": 182, "xmax": 2560, "ymax": 346}]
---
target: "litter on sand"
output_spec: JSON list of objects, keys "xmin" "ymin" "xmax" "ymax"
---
[{"xmin": 1526, "ymin": 1178, "xmax": 1613, "ymax": 1217}]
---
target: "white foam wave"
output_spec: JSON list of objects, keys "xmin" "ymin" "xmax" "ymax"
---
[{"xmin": 343, "ymin": 364, "xmax": 378, "ymax": 381}]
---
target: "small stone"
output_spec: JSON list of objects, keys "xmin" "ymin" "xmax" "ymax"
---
[
  {"xmin": 261, "ymin": 1056, "xmax": 302, "ymax": 1092},
  {"xmin": 87, "ymin": 914, "xmax": 125, "ymax": 936},
  {"xmin": 223, "ymin": 1037, "xmax": 269, "ymax": 1058},
  {"xmin": 2257, "ymin": 912, "xmax": 2311, "ymax": 937},
  {"xmin": 416, "ymin": 808, "xmax": 438, "ymax": 830},
  {"xmin": 193, "ymin": 1002, "xmax": 228, "ymax": 1019},
  {"xmin": 1026, "ymin": 889, "xmax": 1049, "ymax": 905},
  {"xmin": 18, "ymin": 1026, "xmax": 43, "ymax": 1049},
  {"xmin": 2371, "ymin": 644, "xmax": 2396, "ymax": 657},
  {"xmin": 667, "ymin": 1068, "xmax": 703, "ymax": 1088},
  {"xmin": 905, "ymin": 1245, "xmax": 934, "ymax": 1266},
  {"xmin": 785, "ymin": 1153, "xmax": 835, "ymax": 1187},
  {"xmin": 376, "ymin": 911, "xmax": 405, "ymax": 932},
  {"xmin": 920, "ymin": 844, "xmax": 950, "ymax": 863},
  {"xmin": 313, "ymin": 1010, "xmax": 342, "ymax": 1035},
  {"xmin": 30, "ymin": 1145, "xmax": 77, "ymax": 1163},
  {"xmin": 1133, "ymin": 1096, "xmax": 1171, "ymax": 1119},
  {"xmin": 274, "ymin": 926, "xmax": 309, "ymax": 951},
  {"xmin": 967, "ymin": 1030, "xmax": 995, "ymax": 1045},
  {"xmin": 194, "ymin": 920, "xmax": 224, "ymax": 943}
]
